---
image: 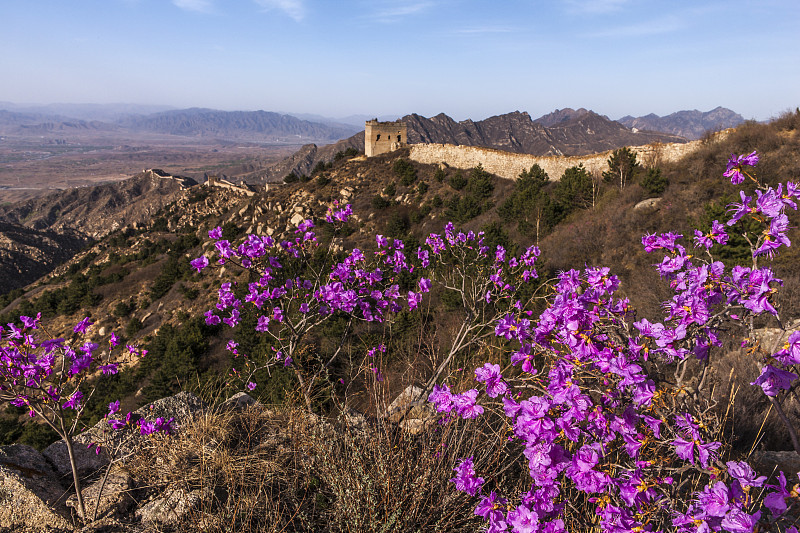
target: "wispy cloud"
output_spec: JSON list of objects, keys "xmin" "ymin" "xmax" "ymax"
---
[
  {"xmin": 254, "ymin": 0, "xmax": 306, "ymax": 22},
  {"xmin": 172, "ymin": 0, "xmax": 214, "ymax": 13},
  {"xmin": 563, "ymin": 0, "xmax": 630, "ymax": 15},
  {"xmin": 365, "ymin": 2, "xmax": 433, "ymax": 23},
  {"xmin": 587, "ymin": 15, "xmax": 685, "ymax": 38}
]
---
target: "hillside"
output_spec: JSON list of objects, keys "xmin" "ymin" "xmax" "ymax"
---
[{"xmin": 1, "ymin": 110, "xmax": 799, "ymax": 460}]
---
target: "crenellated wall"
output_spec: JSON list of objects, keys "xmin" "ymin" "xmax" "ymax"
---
[{"xmin": 408, "ymin": 137, "xmax": 711, "ymax": 181}]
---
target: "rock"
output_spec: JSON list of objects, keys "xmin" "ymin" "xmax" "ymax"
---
[
  {"xmin": 0, "ymin": 444, "xmax": 72, "ymax": 530},
  {"xmin": 135, "ymin": 487, "xmax": 204, "ymax": 526},
  {"xmin": 67, "ymin": 467, "xmax": 134, "ymax": 521},
  {"xmin": 219, "ymin": 392, "xmax": 261, "ymax": 413},
  {"xmin": 289, "ymin": 212, "xmax": 305, "ymax": 227},
  {"xmin": 750, "ymin": 450, "xmax": 800, "ymax": 477},
  {"xmin": 43, "ymin": 435, "xmax": 108, "ymax": 480},
  {"xmin": 98, "ymin": 326, "xmax": 106, "ymax": 336},
  {"xmin": 385, "ymin": 385, "xmax": 435, "ymax": 426},
  {"xmin": 134, "ymin": 391, "xmax": 206, "ymax": 432},
  {"xmin": 633, "ymin": 198, "xmax": 662, "ymax": 211}
]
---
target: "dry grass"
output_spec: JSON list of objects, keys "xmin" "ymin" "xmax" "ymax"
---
[{"xmin": 124, "ymin": 393, "xmax": 525, "ymax": 533}]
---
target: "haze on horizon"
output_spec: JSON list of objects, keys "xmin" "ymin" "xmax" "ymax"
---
[{"xmin": 1, "ymin": 0, "xmax": 798, "ymax": 122}]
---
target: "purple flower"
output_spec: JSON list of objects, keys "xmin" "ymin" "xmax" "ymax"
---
[
  {"xmin": 407, "ymin": 291, "xmax": 422, "ymax": 310},
  {"xmin": 723, "ymin": 151, "xmax": 758, "ymax": 184},
  {"xmin": 429, "ymin": 384, "xmax": 454, "ymax": 412},
  {"xmin": 508, "ymin": 504, "xmax": 538, "ymax": 533},
  {"xmin": 108, "ymin": 400, "xmax": 121, "ymax": 416},
  {"xmin": 450, "ymin": 457, "xmax": 484, "ymax": 496},
  {"xmin": 726, "ymin": 460, "xmax": 766, "ymax": 489},
  {"xmin": 208, "ymin": 226, "xmax": 223, "ymax": 239},
  {"xmin": 751, "ymin": 365, "xmax": 797, "ymax": 396},
  {"xmin": 475, "ymin": 362, "xmax": 508, "ymax": 398},
  {"xmin": 452, "ymin": 389, "xmax": 484, "ymax": 419},
  {"xmin": 475, "ymin": 491, "xmax": 508, "ymax": 532},
  {"xmin": 696, "ymin": 481, "xmax": 731, "ymax": 518},
  {"xmin": 73, "ymin": 317, "xmax": 94, "ymax": 334},
  {"xmin": 246, "ymin": 381, "xmax": 257, "ymax": 391},
  {"xmin": 62, "ymin": 390, "xmax": 84, "ymax": 410},
  {"xmin": 20, "ymin": 313, "xmax": 41, "ymax": 329},
  {"xmin": 190, "ymin": 255, "xmax": 209, "ymax": 272},
  {"xmin": 727, "ymin": 190, "xmax": 754, "ymax": 226},
  {"xmin": 419, "ymin": 278, "xmax": 431, "ymax": 293},
  {"xmin": 721, "ymin": 508, "xmax": 761, "ymax": 533}
]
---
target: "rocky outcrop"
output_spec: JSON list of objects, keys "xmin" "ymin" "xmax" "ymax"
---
[
  {"xmin": 0, "ymin": 444, "xmax": 72, "ymax": 530},
  {"xmin": 0, "ymin": 392, "xmax": 208, "ymax": 530}
]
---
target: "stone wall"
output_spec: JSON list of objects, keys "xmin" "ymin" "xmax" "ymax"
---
[
  {"xmin": 205, "ymin": 175, "xmax": 256, "ymax": 196},
  {"xmin": 365, "ymin": 120, "xmax": 407, "ymax": 157},
  {"xmin": 409, "ymin": 137, "xmax": 708, "ymax": 181}
]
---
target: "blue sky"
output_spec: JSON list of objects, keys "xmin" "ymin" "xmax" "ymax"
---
[{"xmin": 1, "ymin": 0, "xmax": 798, "ymax": 121}]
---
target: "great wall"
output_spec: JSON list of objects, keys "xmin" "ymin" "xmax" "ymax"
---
[
  {"xmin": 407, "ymin": 138, "xmax": 707, "ymax": 181},
  {"xmin": 362, "ymin": 119, "xmax": 723, "ymax": 180}
]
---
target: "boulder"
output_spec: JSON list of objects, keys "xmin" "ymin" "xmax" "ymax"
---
[
  {"xmin": 67, "ymin": 466, "xmax": 134, "ymax": 521},
  {"xmin": 750, "ymin": 450, "xmax": 800, "ymax": 477},
  {"xmin": 385, "ymin": 385, "xmax": 434, "ymax": 424},
  {"xmin": 219, "ymin": 392, "xmax": 261, "ymax": 413},
  {"xmin": 43, "ymin": 434, "xmax": 108, "ymax": 480},
  {"xmin": 0, "ymin": 444, "xmax": 72, "ymax": 530},
  {"xmin": 135, "ymin": 487, "xmax": 204, "ymax": 526},
  {"xmin": 633, "ymin": 198, "xmax": 662, "ymax": 211}
]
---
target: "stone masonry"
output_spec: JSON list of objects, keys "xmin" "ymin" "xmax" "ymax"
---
[
  {"xmin": 365, "ymin": 120, "xmax": 407, "ymax": 157},
  {"xmin": 408, "ymin": 136, "xmax": 714, "ymax": 181}
]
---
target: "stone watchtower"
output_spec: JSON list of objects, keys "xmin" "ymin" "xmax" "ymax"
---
[{"xmin": 365, "ymin": 119, "xmax": 407, "ymax": 157}]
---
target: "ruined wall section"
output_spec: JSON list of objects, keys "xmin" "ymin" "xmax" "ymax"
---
[{"xmin": 409, "ymin": 139, "xmax": 705, "ymax": 181}]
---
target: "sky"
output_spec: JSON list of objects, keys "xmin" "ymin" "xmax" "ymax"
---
[{"xmin": 1, "ymin": 0, "xmax": 798, "ymax": 122}]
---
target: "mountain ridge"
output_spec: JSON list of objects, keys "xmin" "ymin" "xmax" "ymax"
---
[{"xmin": 617, "ymin": 106, "xmax": 745, "ymax": 140}]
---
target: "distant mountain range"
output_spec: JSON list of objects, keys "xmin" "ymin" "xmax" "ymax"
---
[
  {"xmin": 116, "ymin": 108, "xmax": 359, "ymax": 143},
  {"xmin": 0, "ymin": 106, "xmax": 361, "ymax": 144},
  {"xmin": 0, "ymin": 102, "xmax": 744, "ymax": 146},
  {"xmin": 617, "ymin": 107, "xmax": 745, "ymax": 140}
]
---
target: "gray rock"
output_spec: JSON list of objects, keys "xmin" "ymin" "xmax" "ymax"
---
[
  {"xmin": 43, "ymin": 434, "xmax": 108, "ymax": 480},
  {"xmin": 133, "ymin": 391, "xmax": 206, "ymax": 430},
  {"xmin": 750, "ymin": 450, "xmax": 800, "ymax": 477},
  {"xmin": 135, "ymin": 487, "xmax": 204, "ymax": 526},
  {"xmin": 0, "ymin": 444, "xmax": 72, "ymax": 530},
  {"xmin": 385, "ymin": 385, "xmax": 434, "ymax": 423},
  {"xmin": 633, "ymin": 197, "xmax": 662, "ymax": 211},
  {"xmin": 67, "ymin": 467, "xmax": 134, "ymax": 521},
  {"xmin": 218, "ymin": 392, "xmax": 262, "ymax": 413}
]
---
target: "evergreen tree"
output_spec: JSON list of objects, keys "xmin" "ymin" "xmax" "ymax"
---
[{"xmin": 602, "ymin": 147, "xmax": 640, "ymax": 189}]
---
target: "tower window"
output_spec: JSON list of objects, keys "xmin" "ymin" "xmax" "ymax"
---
[{"xmin": 376, "ymin": 134, "xmax": 381, "ymax": 141}]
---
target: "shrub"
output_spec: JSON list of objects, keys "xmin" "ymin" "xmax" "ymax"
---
[
  {"xmin": 449, "ymin": 171, "xmax": 467, "ymax": 191},
  {"xmin": 641, "ymin": 167, "xmax": 669, "ymax": 196}
]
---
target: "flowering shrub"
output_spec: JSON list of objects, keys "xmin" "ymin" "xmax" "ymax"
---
[
  {"xmin": 427, "ymin": 152, "xmax": 800, "ymax": 532},
  {"xmin": 0, "ymin": 316, "xmax": 172, "ymax": 520},
  {"xmin": 195, "ymin": 151, "xmax": 800, "ymax": 532},
  {"xmin": 195, "ymin": 202, "xmax": 425, "ymax": 410}
]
